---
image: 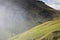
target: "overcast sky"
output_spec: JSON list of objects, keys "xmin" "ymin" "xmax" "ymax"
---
[{"xmin": 41, "ymin": 0, "xmax": 60, "ymax": 10}]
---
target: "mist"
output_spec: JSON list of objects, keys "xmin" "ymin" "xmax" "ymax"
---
[
  {"xmin": 0, "ymin": 0, "xmax": 32, "ymax": 40},
  {"xmin": 0, "ymin": 0, "xmax": 55, "ymax": 40}
]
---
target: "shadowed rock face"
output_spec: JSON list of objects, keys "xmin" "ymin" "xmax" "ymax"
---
[{"xmin": 0, "ymin": 0, "xmax": 56, "ymax": 40}]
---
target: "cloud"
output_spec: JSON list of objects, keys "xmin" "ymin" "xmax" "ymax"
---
[
  {"xmin": 50, "ymin": 0, "xmax": 60, "ymax": 3},
  {"xmin": 47, "ymin": 4, "xmax": 60, "ymax": 10},
  {"xmin": 46, "ymin": 0, "xmax": 60, "ymax": 10},
  {"xmin": 41, "ymin": 0, "xmax": 60, "ymax": 10}
]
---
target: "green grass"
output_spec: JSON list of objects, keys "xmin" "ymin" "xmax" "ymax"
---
[{"xmin": 8, "ymin": 20, "xmax": 60, "ymax": 40}]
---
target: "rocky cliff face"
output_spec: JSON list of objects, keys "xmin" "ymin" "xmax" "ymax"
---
[
  {"xmin": 0, "ymin": 0, "xmax": 58, "ymax": 40},
  {"xmin": 24, "ymin": 0, "xmax": 56, "ymax": 27},
  {"xmin": 10, "ymin": 0, "xmax": 57, "ymax": 34}
]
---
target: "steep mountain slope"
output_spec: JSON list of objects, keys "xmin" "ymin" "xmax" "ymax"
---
[
  {"xmin": 0, "ymin": 0, "xmax": 60, "ymax": 40},
  {"xmin": 9, "ymin": 0, "xmax": 58, "ymax": 35},
  {"xmin": 7, "ymin": 0, "xmax": 60, "ymax": 39}
]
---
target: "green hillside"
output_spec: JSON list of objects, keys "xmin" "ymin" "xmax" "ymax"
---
[{"xmin": 8, "ymin": 0, "xmax": 60, "ymax": 40}]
